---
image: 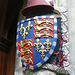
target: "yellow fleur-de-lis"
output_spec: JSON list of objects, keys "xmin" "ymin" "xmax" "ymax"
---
[
  {"xmin": 44, "ymin": 39, "xmax": 51, "ymax": 52},
  {"xmin": 39, "ymin": 45, "xmax": 47, "ymax": 59},
  {"xmin": 33, "ymin": 39, "xmax": 42, "ymax": 52}
]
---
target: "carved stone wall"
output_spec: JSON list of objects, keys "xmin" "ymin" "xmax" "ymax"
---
[
  {"xmin": 56, "ymin": 0, "xmax": 75, "ymax": 75},
  {"xmin": 15, "ymin": 0, "xmax": 75, "ymax": 75}
]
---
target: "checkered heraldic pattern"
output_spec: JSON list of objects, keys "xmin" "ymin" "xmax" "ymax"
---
[{"xmin": 16, "ymin": 16, "xmax": 57, "ymax": 70}]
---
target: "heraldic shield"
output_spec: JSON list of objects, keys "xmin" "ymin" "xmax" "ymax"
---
[{"xmin": 16, "ymin": 16, "xmax": 57, "ymax": 70}]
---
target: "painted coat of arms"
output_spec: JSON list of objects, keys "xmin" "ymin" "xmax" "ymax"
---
[{"xmin": 16, "ymin": 16, "xmax": 57, "ymax": 70}]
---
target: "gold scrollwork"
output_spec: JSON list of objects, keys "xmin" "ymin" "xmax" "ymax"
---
[
  {"xmin": 34, "ymin": 33, "xmax": 53, "ymax": 38},
  {"xmin": 34, "ymin": 18, "xmax": 53, "ymax": 38},
  {"xmin": 19, "ymin": 47, "xmax": 32, "ymax": 56},
  {"xmin": 19, "ymin": 40, "xmax": 32, "ymax": 48},
  {"xmin": 34, "ymin": 19, "xmax": 53, "ymax": 25},
  {"xmin": 34, "ymin": 26, "xmax": 53, "ymax": 32},
  {"xmin": 22, "ymin": 55, "xmax": 33, "ymax": 64},
  {"xmin": 19, "ymin": 40, "xmax": 33, "ymax": 64}
]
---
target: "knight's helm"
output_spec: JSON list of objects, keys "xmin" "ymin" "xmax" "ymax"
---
[{"xmin": 22, "ymin": 0, "xmax": 54, "ymax": 17}]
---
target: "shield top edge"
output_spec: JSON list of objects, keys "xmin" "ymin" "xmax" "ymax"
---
[{"xmin": 17, "ymin": 16, "xmax": 57, "ymax": 25}]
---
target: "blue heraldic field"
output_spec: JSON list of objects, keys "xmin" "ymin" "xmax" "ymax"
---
[{"xmin": 16, "ymin": 15, "xmax": 58, "ymax": 70}]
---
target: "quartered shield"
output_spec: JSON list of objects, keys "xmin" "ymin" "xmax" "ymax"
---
[{"xmin": 16, "ymin": 16, "xmax": 57, "ymax": 70}]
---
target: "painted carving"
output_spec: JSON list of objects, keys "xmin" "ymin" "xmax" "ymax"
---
[
  {"xmin": 39, "ymin": 45, "xmax": 47, "ymax": 59},
  {"xmin": 22, "ymin": 55, "xmax": 33, "ymax": 64},
  {"xmin": 33, "ymin": 39, "xmax": 42, "ymax": 52},
  {"xmin": 34, "ymin": 19, "xmax": 53, "ymax": 38},
  {"xmin": 44, "ymin": 39, "xmax": 51, "ymax": 52},
  {"xmin": 19, "ymin": 21, "xmax": 32, "ymax": 39},
  {"xmin": 19, "ymin": 39, "xmax": 33, "ymax": 64},
  {"xmin": 19, "ymin": 24, "xmax": 28, "ymax": 39},
  {"xmin": 33, "ymin": 39, "xmax": 52, "ymax": 59}
]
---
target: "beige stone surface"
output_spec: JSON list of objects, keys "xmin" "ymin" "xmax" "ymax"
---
[
  {"xmin": 56, "ymin": 0, "xmax": 75, "ymax": 75},
  {"xmin": 15, "ymin": 0, "xmax": 75, "ymax": 75}
]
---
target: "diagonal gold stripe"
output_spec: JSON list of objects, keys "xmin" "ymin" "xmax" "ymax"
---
[{"xmin": 52, "ymin": 14, "xmax": 61, "ymax": 18}]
